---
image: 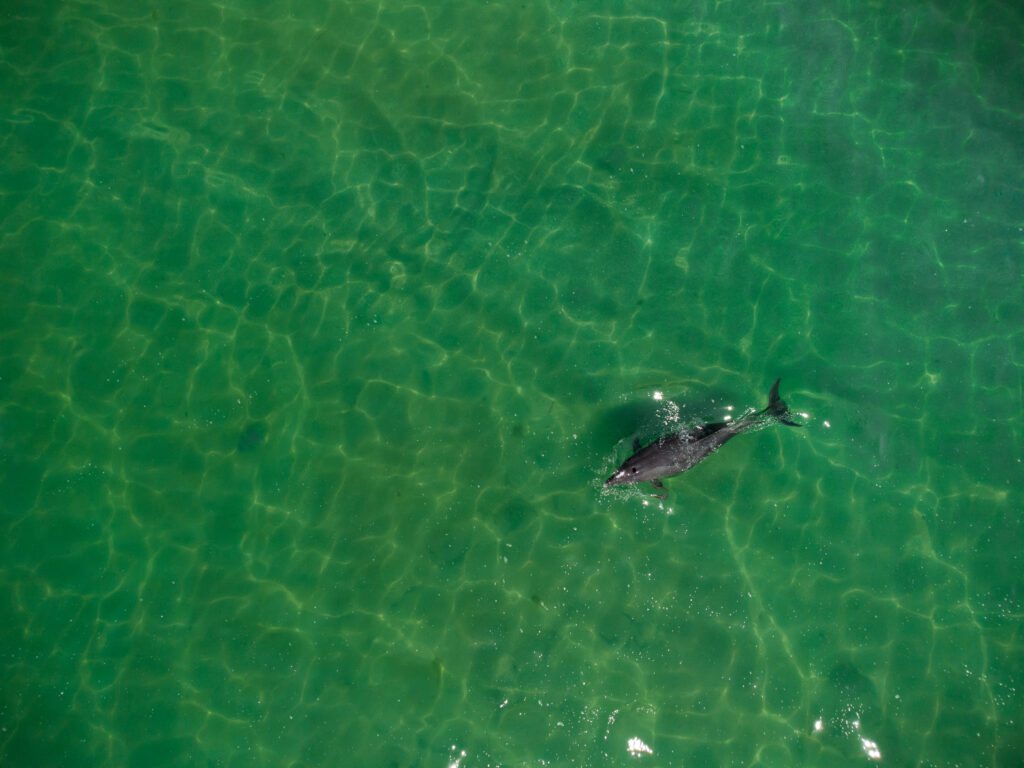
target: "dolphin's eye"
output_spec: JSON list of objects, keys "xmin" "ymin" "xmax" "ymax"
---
[{"xmin": 631, "ymin": 467, "xmax": 638, "ymax": 474}]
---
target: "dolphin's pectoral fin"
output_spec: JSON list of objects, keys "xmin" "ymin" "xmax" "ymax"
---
[
  {"xmin": 781, "ymin": 416, "xmax": 803, "ymax": 427},
  {"xmin": 632, "ymin": 437, "xmax": 642, "ymax": 453},
  {"xmin": 649, "ymin": 478, "xmax": 668, "ymax": 500}
]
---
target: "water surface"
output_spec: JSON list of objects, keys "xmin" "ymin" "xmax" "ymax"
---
[{"xmin": 1, "ymin": 0, "xmax": 1022, "ymax": 766}]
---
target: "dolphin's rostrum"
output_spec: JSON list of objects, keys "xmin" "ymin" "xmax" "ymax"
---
[{"xmin": 604, "ymin": 379, "xmax": 801, "ymax": 498}]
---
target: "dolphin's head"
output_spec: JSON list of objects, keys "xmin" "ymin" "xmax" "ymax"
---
[{"xmin": 604, "ymin": 463, "xmax": 643, "ymax": 487}]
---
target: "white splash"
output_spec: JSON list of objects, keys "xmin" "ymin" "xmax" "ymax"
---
[
  {"xmin": 448, "ymin": 746, "xmax": 467, "ymax": 768},
  {"xmin": 860, "ymin": 737, "xmax": 882, "ymax": 760},
  {"xmin": 627, "ymin": 737, "xmax": 653, "ymax": 757}
]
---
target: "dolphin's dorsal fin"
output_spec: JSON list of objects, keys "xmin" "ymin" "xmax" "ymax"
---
[{"xmin": 682, "ymin": 421, "xmax": 729, "ymax": 441}]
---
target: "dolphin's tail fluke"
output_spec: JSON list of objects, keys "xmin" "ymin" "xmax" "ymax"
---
[{"xmin": 765, "ymin": 378, "xmax": 802, "ymax": 427}]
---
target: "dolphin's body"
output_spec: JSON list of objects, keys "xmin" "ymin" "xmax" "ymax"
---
[{"xmin": 604, "ymin": 379, "xmax": 800, "ymax": 498}]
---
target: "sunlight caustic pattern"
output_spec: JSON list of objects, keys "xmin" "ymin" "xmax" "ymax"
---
[{"xmin": 0, "ymin": 0, "xmax": 1021, "ymax": 766}]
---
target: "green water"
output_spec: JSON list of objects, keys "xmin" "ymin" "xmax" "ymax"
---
[{"xmin": 1, "ymin": 0, "xmax": 1022, "ymax": 765}]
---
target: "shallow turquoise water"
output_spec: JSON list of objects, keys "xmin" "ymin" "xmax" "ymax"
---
[{"xmin": 1, "ymin": 0, "xmax": 1022, "ymax": 766}]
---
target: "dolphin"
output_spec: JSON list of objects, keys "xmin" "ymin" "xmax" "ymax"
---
[{"xmin": 604, "ymin": 378, "xmax": 801, "ymax": 498}]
